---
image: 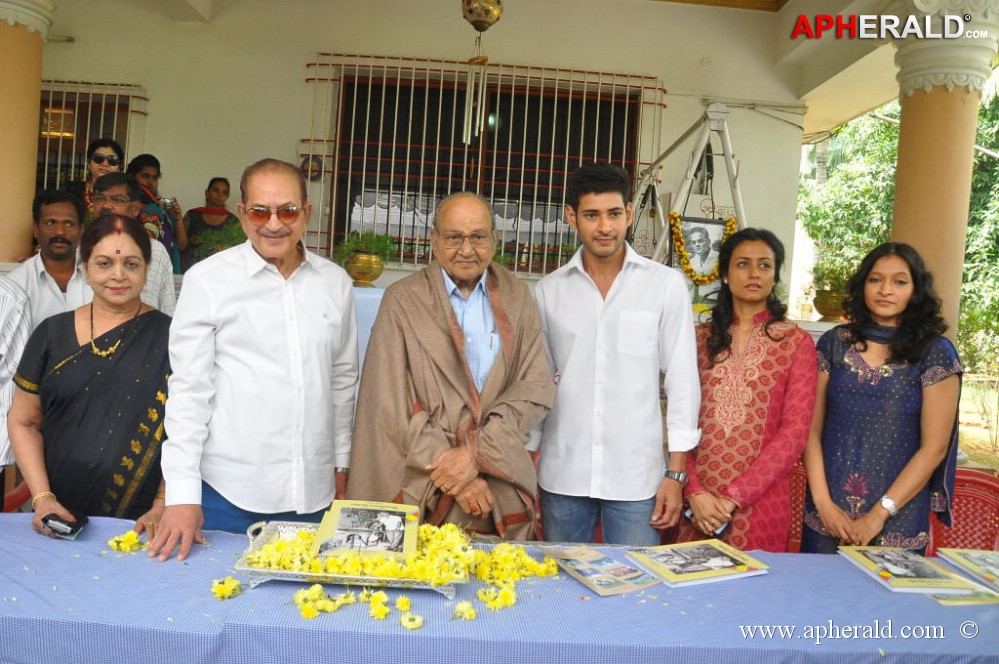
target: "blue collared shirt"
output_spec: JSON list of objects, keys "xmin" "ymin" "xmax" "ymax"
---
[{"xmin": 441, "ymin": 269, "xmax": 499, "ymax": 392}]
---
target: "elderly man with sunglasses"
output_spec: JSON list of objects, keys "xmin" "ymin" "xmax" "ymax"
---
[
  {"xmin": 150, "ymin": 158, "xmax": 358, "ymax": 561},
  {"xmin": 346, "ymin": 192, "xmax": 553, "ymax": 540}
]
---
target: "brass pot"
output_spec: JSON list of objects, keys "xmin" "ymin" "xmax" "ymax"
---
[
  {"xmin": 813, "ymin": 289, "xmax": 845, "ymax": 322},
  {"xmin": 345, "ymin": 252, "xmax": 384, "ymax": 287}
]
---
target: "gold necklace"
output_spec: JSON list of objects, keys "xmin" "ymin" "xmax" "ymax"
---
[{"xmin": 90, "ymin": 301, "xmax": 142, "ymax": 358}]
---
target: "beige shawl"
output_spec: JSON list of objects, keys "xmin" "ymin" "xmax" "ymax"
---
[{"xmin": 346, "ymin": 262, "xmax": 554, "ymax": 540}]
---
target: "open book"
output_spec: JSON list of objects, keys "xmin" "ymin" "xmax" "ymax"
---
[
  {"xmin": 310, "ymin": 499, "xmax": 420, "ymax": 561},
  {"xmin": 626, "ymin": 539, "xmax": 768, "ymax": 587},
  {"xmin": 838, "ymin": 546, "xmax": 977, "ymax": 595}
]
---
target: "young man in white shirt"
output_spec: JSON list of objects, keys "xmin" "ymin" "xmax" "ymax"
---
[
  {"xmin": 534, "ymin": 162, "xmax": 701, "ymax": 546},
  {"xmin": 150, "ymin": 159, "xmax": 358, "ymax": 561}
]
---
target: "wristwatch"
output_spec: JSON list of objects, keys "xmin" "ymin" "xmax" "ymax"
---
[
  {"xmin": 664, "ymin": 470, "xmax": 688, "ymax": 487},
  {"xmin": 335, "ymin": 467, "xmax": 350, "ymax": 475},
  {"xmin": 879, "ymin": 495, "xmax": 898, "ymax": 517}
]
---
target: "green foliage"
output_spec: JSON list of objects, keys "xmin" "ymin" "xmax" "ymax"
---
[
  {"xmin": 798, "ymin": 107, "xmax": 897, "ymax": 292},
  {"xmin": 799, "ymin": 98, "xmax": 999, "ymax": 374},
  {"xmin": 332, "ymin": 231, "xmax": 396, "ymax": 266}
]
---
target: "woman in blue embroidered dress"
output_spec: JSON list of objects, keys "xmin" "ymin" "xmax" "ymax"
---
[{"xmin": 802, "ymin": 243, "xmax": 961, "ymax": 553}]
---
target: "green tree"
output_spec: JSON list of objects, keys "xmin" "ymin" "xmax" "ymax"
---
[
  {"xmin": 798, "ymin": 100, "xmax": 999, "ymax": 373},
  {"xmin": 798, "ymin": 106, "xmax": 897, "ymax": 291}
]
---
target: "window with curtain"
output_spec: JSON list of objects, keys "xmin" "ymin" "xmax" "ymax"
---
[{"xmin": 303, "ymin": 54, "xmax": 667, "ymax": 275}]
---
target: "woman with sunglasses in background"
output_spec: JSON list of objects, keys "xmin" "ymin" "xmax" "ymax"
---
[{"xmin": 63, "ymin": 139, "xmax": 124, "ymax": 215}]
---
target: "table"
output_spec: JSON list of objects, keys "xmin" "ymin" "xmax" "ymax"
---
[{"xmin": 1, "ymin": 515, "xmax": 996, "ymax": 664}]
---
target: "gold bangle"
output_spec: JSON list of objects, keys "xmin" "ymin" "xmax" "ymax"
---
[{"xmin": 31, "ymin": 491, "xmax": 56, "ymax": 511}]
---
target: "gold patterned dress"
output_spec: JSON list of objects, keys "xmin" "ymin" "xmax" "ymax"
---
[{"xmin": 679, "ymin": 312, "xmax": 817, "ymax": 552}]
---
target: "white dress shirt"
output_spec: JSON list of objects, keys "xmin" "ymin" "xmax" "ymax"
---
[
  {"xmin": 7, "ymin": 242, "xmax": 175, "ymax": 328},
  {"xmin": 162, "ymin": 241, "xmax": 358, "ymax": 513},
  {"xmin": 0, "ymin": 276, "xmax": 31, "ymax": 465},
  {"xmin": 534, "ymin": 244, "xmax": 701, "ymax": 501},
  {"xmin": 6, "ymin": 254, "xmax": 90, "ymax": 331}
]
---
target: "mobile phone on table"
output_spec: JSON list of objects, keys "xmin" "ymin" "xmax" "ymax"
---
[
  {"xmin": 42, "ymin": 512, "xmax": 89, "ymax": 540},
  {"xmin": 683, "ymin": 507, "xmax": 729, "ymax": 536}
]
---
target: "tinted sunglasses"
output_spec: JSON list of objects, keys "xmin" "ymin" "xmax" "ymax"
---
[
  {"xmin": 91, "ymin": 154, "xmax": 121, "ymax": 166},
  {"xmin": 243, "ymin": 205, "xmax": 302, "ymax": 224}
]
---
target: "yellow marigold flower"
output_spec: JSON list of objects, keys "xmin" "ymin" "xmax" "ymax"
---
[
  {"xmin": 359, "ymin": 588, "xmax": 374, "ymax": 603},
  {"xmin": 300, "ymin": 603, "xmax": 320, "ymax": 619},
  {"xmin": 395, "ymin": 595, "xmax": 411, "ymax": 612},
  {"xmin": 477, "ymin": 586, "xmax": 498, "ymax": 603},
  {"xmin": 399, "ymin": 612, "xmax": 424, "ymax": 630},
  {"xmin": 452, "ymin": 601, "xmax": 477, "ymax": 621},
  {"xmin": 369, "ymin": 590, "xmax": 389, "ymax": 606},
  {"xmin": 107, "ymin": 530, "xmax": 147, "ymax": 553},
  {"xmin": 369, "ymin": 602, "xmax": 391, "ymax": 620},
  {"xmin": 334, "ymin": 591, "xmax": 356, "ymax": 606},
  {"xmin": 210, "ymin": 576, "xmax": 242, "ymax": 600}
]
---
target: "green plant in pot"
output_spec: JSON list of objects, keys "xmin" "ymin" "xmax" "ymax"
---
[
  {"xmin": 333, "ymin": 231, "xmax": 396, "ymax": 287},
  {"xmin": 811, "ymin": 248, "xmax": 855, "ymax": 322}
]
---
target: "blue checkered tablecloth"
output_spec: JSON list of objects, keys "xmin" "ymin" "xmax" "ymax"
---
[{"xmin": 0, "ymin": 514, "xmax": 996, "ymax": 664}]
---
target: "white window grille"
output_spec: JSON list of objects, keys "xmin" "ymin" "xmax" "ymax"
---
[
  {"xmin": 37, "ymin": 80, "xmax": 147, "ymax": 191},
  {"xmin": 303, "ymin": 53, "xmax": 667, "ymax": 275}
]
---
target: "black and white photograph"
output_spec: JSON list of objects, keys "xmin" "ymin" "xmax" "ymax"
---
[
  {"xmin": 317, "ymin": 506, "xmax": 408, "ymax": 556},
  {"xmin": 861, "ymin": 549, "xmax": 949, "ymax": 580},
  {"xmin": 671, "ymin": 217, "xmax": 727, "ymax": 307},
  {"xmin": 645, "ymin": 542, "xmax": 739, "ymax": 574}
]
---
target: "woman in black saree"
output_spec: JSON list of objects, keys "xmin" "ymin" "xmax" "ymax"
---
[{"xmin": 9, "ymin": 213, "xmax": 171, "ymax": 537}]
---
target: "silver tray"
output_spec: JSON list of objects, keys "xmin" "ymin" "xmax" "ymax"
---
[{"xmin": 233, "ymin": 520, "xmax": 466, "ymax": 599}]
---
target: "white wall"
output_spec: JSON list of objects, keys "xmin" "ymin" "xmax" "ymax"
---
[{"xmin": 43, "ymin": 0, "xmax": 806, "ymax": 280}]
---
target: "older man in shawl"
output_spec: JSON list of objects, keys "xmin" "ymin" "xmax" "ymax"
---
[{"xmin": 347, "ymin": 192, "xmax": 553, "ymax": 539}]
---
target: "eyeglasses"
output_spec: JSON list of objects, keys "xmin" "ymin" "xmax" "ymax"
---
[
  {"xmin": 243, "ymin": 205, "xmax": 302, "ymax": 224},
  {"xmin": 438, "ymin": 232, "xmax": 494, "ymax": 249},
  {"xmin": 90, "ymin": 154, "xmax": 121, "ymax": 167},
  {"xmin": 92, "ymin": 194, "xmax": 131, "ymax": 206}
]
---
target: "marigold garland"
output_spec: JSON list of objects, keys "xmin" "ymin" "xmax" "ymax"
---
[
  {"xmin": 243, "ymin": 523, "xmax": 560, "ymax": 625},
  {"xmin": 668, "ymin": 211, "xmax": 737, "ymax": 285}
]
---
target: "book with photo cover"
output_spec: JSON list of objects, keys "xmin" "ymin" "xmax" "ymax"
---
[
  {"xmin": 309, "ymin": 500, "xmax": 420, "ymax": 561},
  {"xmin": 837, "ymin": 546, "xmax": 977, "ymax": 595},
  {"xmin": 625, "ymin": 539, "xmax": 768, "ymax": 587},
  {"xmin": 538, "ymin": 545, "xmax": 661, "ymax": 597},
  {"xmin": 936, "ymin": 548, "xmax": 999, "ymax": 591}
]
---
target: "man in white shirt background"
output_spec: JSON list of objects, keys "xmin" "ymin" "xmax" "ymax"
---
[
  {"xmin": 7, "ymin": 190, "xmax": 89, "ymax": 330},
  {"xmin": 91, "ymin": 173, "xmax": 176, "ymax": 315},
  {"xmin": 0, "ymin": 275, "xmax": 30, "ymax": 494},
  {"xmin": 150, "ymin": 158, "xmax": 358, "ymax": 561},
  {"xmin": 534, "ymin": 162, "xmax": 701, "ymax": 546}
]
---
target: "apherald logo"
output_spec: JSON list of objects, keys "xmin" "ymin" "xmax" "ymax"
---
[{"xmin": 790, "ymin": 14, "xmax": 972, "ymax": 39}]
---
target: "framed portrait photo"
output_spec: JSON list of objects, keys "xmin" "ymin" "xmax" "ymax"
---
[{"xmin": 671, "ymin": 216, "xmax": 727, "ymax": 309}]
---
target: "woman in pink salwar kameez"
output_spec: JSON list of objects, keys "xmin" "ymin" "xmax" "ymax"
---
[{"xmin": 678, "ymin": 228, "xmax": 816, "ymax": 553}]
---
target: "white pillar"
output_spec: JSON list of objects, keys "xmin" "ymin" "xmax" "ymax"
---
[{"xmin": 890, "ymin": 0, "xmax": 999, "ymax": 335}]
